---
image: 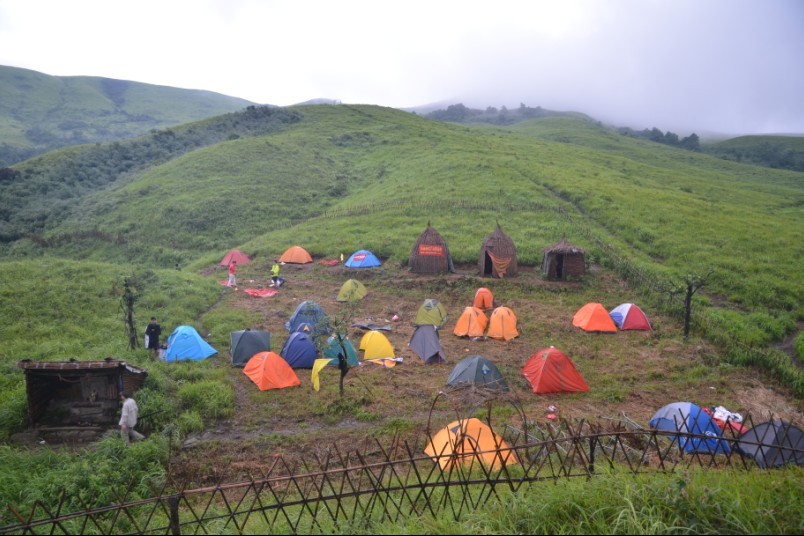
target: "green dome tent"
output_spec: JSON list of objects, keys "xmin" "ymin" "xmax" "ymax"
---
[
  {"xmin": 337, "ymin": 279, "xmax": 367, "ymax": 302},
  {"xmin": 414, "ymin": 299, "xmax": 448, "ymax": 327}
]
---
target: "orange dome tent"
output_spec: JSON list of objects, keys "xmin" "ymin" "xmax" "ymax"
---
[
  {"xmin": 487, "ymin": 306, "xmax": 519, "ymax": 341},
  {"xmin": 424, "ymin": 418, "xmax": 518, "ymax": 470},
  {"xmin": 243, "ymin": 351, "xmax": 301, "ymax": 391},
  {"xmin": 572, "ymin": 303, "xmax": 618, "ymax": 333},
  {"xmin": 473, "ymin": 288, "xmax": 494, "ymax": 310},
  {"xmin": 521, "ymin": 347, "xmax": 590, "ymax": 394},
  {"xmin": 453, "ymin": 307, "xmax": 488, "ymax": 338},
  {"xmin": 220, "ymin": 249, "xmax": 251, "ymax": 266},
  {"xmin": 278, "ymin": 246, "xmax": 313, "ymax": 264}
]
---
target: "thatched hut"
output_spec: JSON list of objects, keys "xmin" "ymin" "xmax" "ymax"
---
[
  {"xmin": 409, "ymin": 223, "xmax": 455, "ymax": 274},
  {"xmin": 16, "ymin": 358, "xmax": 147, "ymax": 427},
  {"xmin": 478, "ymin": 224, "xmax": 518, "ymax": 278},
  {"xmin": 542, "ymin": 236, "xmax": 585, "ymax": 279}
]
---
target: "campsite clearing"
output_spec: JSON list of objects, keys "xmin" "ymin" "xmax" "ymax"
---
[{"xmin": 170, "ymin": 259, "xmax": 803, "ymax": 484}]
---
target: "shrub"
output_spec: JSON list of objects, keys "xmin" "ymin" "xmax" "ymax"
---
[{"xmin": 177, "ymin": 380, "xmax": 234, "ymax": 420}]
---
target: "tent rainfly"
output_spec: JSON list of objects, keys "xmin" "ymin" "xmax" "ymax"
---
[
  {"xmin": 278, "ymin": 246, "xmax": 313, "ymax": 264},
  {"xmin": 424, "ymin": 418, "xmax": 518, "ymax": 470},
  {"xmin": 409, "ymin": 223, "xmax": 454, "ymax": 274},
  {"xmin": 542, "ymin": 236, "xmax": 585, "ymax": 280},
  {"xmin": 337, "ymin": 279, "xmax": 367, "ymax": 302},
  {"xmin": 220, "ymin": 249, "xmax": 251, "ymax": 266},
  {"xmin": 230, "ymin": 329, "xmax": 271, "ymax": 367},
  {"xmin": 478, "ymin": 224, "xmax": 518, "ymax": 278}
]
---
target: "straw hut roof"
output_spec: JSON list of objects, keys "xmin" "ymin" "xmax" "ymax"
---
[
  {"xmin": 479, "ymin": 224, "xmax": 518, "ymax": 278},
  {"xmin": 409, "ymin": 222, "xmax": 454, "ymax": 274},
  {"xmin": 543, "ymin": 236, "xmax": 585, "ymax": 255}
]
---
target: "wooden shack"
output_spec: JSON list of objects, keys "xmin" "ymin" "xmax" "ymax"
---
[
  {"xmin": 16, "ymin": 358, "xmax": 147, "ymax": 427},
  {"xmin": 542, "ymin": 236, "xmax": 586, "ymax": 280},
  {"xmin": 478, "ymin": 224, "xmax": 518, "ymax": 278}
]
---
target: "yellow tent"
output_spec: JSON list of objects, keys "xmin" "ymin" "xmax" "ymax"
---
[
  {"xmin": 424, "ymin": 418, "xmax": 518, "ymax": 470},
  {"xmin": 337, "ymin": 279, "xmax": 367, "ymax": 302},
  {"xmin": 359, "ymin": 330, "xmax": 395, "ymax": 360}
]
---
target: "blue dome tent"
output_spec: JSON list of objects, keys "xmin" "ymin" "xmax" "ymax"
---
[
  {"xmin": 165, "ymin": 325, "xmax": 217, "ymax": 362},
  {"xmin": 344, "ymin": 250, "xmax": 381, "ymax": 268},
  {"xmin": 284, "ymin": 301, "xmax": 331, "ymax": 338},
  {"xmin": 280, "ymin": 331, "xmax": 319, "ymax": 368}
]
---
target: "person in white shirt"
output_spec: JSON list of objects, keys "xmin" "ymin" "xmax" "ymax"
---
[{"xmin": 119, "ymin": 391, "xmax": 145, "ymax": 444}]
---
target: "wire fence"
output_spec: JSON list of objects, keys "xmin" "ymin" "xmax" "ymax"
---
[{"xmin": 2, "ymin": 412, "xmax": 800, "ymax": 535}]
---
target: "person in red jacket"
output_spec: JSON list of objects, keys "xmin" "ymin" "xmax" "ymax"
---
[{"xmin": 227, "ymin": 260, "xmax": 237, "ymax": 288}]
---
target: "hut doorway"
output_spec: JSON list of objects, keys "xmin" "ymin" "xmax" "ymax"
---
[
  {"xmin": 556, "ymin": 254, "xmax": 564, "ymax": 279},
  {"xmin": 482, "ymin": 252, "xmax": 494, "ymax": 276}
]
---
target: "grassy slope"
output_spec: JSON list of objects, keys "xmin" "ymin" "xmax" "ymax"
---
[
  {"xmin": 0, "ymin": 105, "xmax": 802, "ymax": 531},
  {"xmin": 0, "ymin": 65, "xmax": 255, "ymax": 160}
]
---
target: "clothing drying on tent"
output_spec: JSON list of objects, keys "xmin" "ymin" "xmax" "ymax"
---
[
  {"xmin": 424, "ymin": 418, "xmax": 518, "ymax": 470},
  {"xmin": 446, "ymin": 355, "xmax": 508, "ymax": 391},
  {"xmin": 280, "ymin": 331, "xmax": 319, "ymax": 368},
  {"xmin": 344, "ymin": 250, "xmax": 382, "ymax": 268},
  {"xmin": 230, "ymin": 329, "xmax": 271, "ymax": 367},
  {"xmin": 285, "ymin": 301, "xmax": 331, "ymax": 337},
  {"xmin": 414, "ymin": 298, "xmax": 448, "ymax": 327},
  {"xmin": 572, "ymin": 303, "xmax": 618, "ymax": 333},
  {"xmin": 473, "ymin": 287, "xmax": 494, "ymax": 310},
  {"xmin": 521, "ymin": 347, "xmax": 589, "ymax": 394},
  {"xmin": 165, "ymin": 326, "xmax": 217, "ymax": 362},
  {"xmin": 337, "ymin": 279, "xmax": 367, "ymax": 302},
  {"xmin": 409, "ymin": 324, "xmax": 445, "ymax": 364},
  {"xmin": 219, "ymin": 249, "xmax": 251, "ymax": 266},
  {"xmin": 243, "ymin": 352, "xmax": 300, "ymax": 391},
  {"xmin": 487, "ymin": 306, "xmax": 519, "ymax": 341},
  {"xmin": 453, "ymin": 307, "xmax": 488, "ymax": 338},
  {"xmin": 478, "ymin": 224, "xmax": 518, "ymax": 278},
  {"xmin": 359, "ymin": 330, "xmax": 395, "ymax": 360},
  {"xmin": 609, "ymin": 303, "xmax": 652, "ymax": 330},
  {"xmin": 735, "ymin": 420, "xmax": 804, "ymax": 469},
  {"xmin": 322, "ymin": 334, "xmax": 359, "ymax": 367},
  {"xmin": 278, "ymin": 246, "xmax": 313, "ymax": 264},
  {"xmin": 649, "ymin": 402, "xmax": 730, "ymax": 454}
]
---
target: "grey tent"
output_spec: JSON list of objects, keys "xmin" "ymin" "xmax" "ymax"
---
[
  {"xmin": 446, "ymin": 355, "xmax": 508, "ymax": 391},
  {"xmin": 408, "ymin": 324, "xmax": 445, "ymax": 364},
  {"xmin": 230, "ymin": 329, "xmax": 271, "ymax": 367},
  {"xmin": 735, "ymin": 420, "xmax": 804, "ymax": 469}
]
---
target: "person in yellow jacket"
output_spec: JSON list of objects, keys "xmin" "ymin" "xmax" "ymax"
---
[{"xmin": 270, "ymin": 260, "xmax": 280, "ymax": 287}]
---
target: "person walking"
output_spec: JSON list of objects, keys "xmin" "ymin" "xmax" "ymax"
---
[
  {"xmin": 119, "ymin": 391, "xmax": 145, "ymax": 444},
  {"xmin": 228, "ymin": 260, "xmax": 238, "ymax": 288},
  {"xmin": 144, "ymin": 317, "xmax": 162, "ymax": 358},
  {"xmin": 270, "ymin": 260, "xmax": 280, "ymax": 287}
]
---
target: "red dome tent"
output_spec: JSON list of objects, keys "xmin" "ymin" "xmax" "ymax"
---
[
  {"xmin": 609, "ymin": 303, "xmax": 652, "ymax": 330},
  {"xmin": 521, "ymin": 347, "xmax": 590, "ymax": 394},
  {"xmin": 220, "ymin": 249, "xmax": 251, "ymax": 266}
]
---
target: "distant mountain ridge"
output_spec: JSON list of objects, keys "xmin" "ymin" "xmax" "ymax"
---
[{"xmin": 0, "ymin": 65, "xmax": 258, "ymax": 165}]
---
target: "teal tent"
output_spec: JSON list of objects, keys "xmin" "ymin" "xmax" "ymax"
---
[{"xmin": 323, "ymin": 334, "xmax": 359, "ymax": 367}]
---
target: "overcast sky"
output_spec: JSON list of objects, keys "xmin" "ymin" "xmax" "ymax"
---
[{"xmin": 1, "ymin": 0, "xmax": 803, "ymax": 135}]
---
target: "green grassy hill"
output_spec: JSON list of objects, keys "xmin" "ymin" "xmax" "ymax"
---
[
  {"xmin": 0, "ymin": 103, "xmax": 802, "ymax": 532},
  {"xmin": 0, "ymin": 65, "xmax": 257, "ymax": 166},
  {"xmin": 704, "ymin": 134, "xmax": 804, "ymax": 171}
]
